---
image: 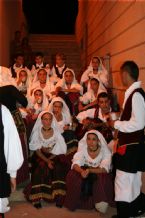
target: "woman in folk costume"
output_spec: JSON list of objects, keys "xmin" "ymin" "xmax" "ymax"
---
[
  {"xmin": 48, "ymin": 97, "xmax": 78, "ymax": 167},
  {"xmin": 79, "ymin": 78, "xmax": 107, "ymax": 112},
  {"xmin": 16, "ymin": 68, "xmax": 32, "ymax": 97},
  {"xmin": 64, "ymin": 130, "xmax": 115, "ymax": 213},
  {"xmin": 0, "ymin": 104, "xmax": 23, "ymax": 218},
  {"xmin": 80, "ymin": 56, "xmax": 108, "ymax": 92},
  {"xmin": 21, "ymin": 88, "xmax": 49, "ymax": 140},
  {"xmin": 29, "ymin": 68, "xmax": 55, "ymax": 101},
  {"xmin": 24, "ymin": 111, "xmax": 68, "ymax": 208},
  {"xmin": 0, "ymin": 66, "xmax": 29, "ymax": 185},
  {"xmin": 55, "ymin": 68, "xmax": 83, "ymax": 115},
  {"xmin": 27, "ymin": 88, "xmax": 49, "ymax": 118}
]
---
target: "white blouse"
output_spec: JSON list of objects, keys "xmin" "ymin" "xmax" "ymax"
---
[
  {"xmin": 29, "ymin": 127, "xmax": 67, "ymax": 155},
  {"xmin": 72, "ymin": 147, "xmax": 111, "ymax": 173}
]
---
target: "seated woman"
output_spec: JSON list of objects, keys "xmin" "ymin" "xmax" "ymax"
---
[
  {"xmin": 29, "ymin": 68, "xmax": 55, "ymax": 101},
  {"xmin": 64, "ymin": 130, "xmax": 114, "ymax": 213},
  {"xmin": 21, "ymin": 88, "xmax": 49, "ymax": 140},
  {"xmin": 27, "ymin": 88, "xmax": 49, "ymax": 119},
  {"xmin": 16, "ymin": 68, "xmax": 31, "ymax": 96},
  {"xmin": 48, "ymin": 97, "xmax": 78, "ymax": 167},
  {"xmin": 80, "ymin": 56, "xmax": 108, "ymax": 92},
  {"xmin": 24, "ymin": 112, "xmax": 67, "ymax": 208},
  {"xmin": 79, "ymin": 78, "xmax": 107, "ymax": 112},
  {"xmin": 55, "ymin": 68, "xmax": 83, "ymax": 115}
]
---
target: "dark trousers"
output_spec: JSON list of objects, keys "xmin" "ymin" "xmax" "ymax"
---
[{"xmin": 117, "ymin": 192, "xmax": 145, "ymax": 218}]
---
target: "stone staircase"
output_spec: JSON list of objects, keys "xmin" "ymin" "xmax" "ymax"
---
[{"xmin": 29, "ymin": 34, "xmax": 82, "ymax": 79}]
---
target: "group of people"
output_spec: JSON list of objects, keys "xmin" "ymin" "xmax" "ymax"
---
[{"xmin": 0, "ymin": 54, "xmax": 145, "ymax": 218}]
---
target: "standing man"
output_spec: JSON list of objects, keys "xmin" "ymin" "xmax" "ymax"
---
[
  {"xmin": 109, "ymin": 61, "xmax": 145, "ymax": 218},
  {"xmin": 0, "ymin": 104, "xmax": 23, "ymax": 218}
]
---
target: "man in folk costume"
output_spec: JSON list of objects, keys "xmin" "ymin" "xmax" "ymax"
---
[
  {"xmin": 0, "ymin": 104, "xmax": 23, "ymax": 218},
  {"xmin": 109, "ymin": 61, "xmax": 145, "ymax": 218}
]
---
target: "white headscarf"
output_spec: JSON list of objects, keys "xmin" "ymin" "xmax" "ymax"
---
[
  {"xmin": 88, "ymin": 56, "xmax": 106, "ymax": 71},
  {"xmin": 72, "ymin": 130, "xmax": 112, "ymax": 172},
  {"xmin": 16, "ymin": 68, "xmax": 31, "ymax": 90},
  {"xmin": 48, "ymin": 96, "xmax": 71, "ymax": 125},
  {"xmin": 32, "ymin": 68, "xmax": 50, "ymax": 83},
  {"xmin": 29, "ymin": 111, "xmax": 67, "ymax": 155},
  {"xmin": 81, "ymin": 57, "xmax": 108, "ymax": 88},
  {"xmin": 78, "ymin": 129, "xmax": 110, "ymax": 152},
  {"xmin": 29, "ymin": 88, "xmax": 49, "ymax": 111},
  {"xmin": 55, "ymin": 68, "xmax": 83, "ymax": 94},
  {"xmin": 0, "ymin": 66, "xmax": 16, "ymax": 87}
]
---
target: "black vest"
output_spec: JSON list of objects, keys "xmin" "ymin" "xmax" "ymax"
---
[
  {"xmin": 0, "ymin": 104, "xmax": 11, "ymax": 198},
  {"xmin": 33, "ymin": 62, "xmax": 47, "ymax": 70},
  {"xmin": 118, "ymin": 88, "xmax": 145, "ymax": 146},
  {"xmin": 115, "ymin": 88, "xmax": 145, "ymax": 173}
]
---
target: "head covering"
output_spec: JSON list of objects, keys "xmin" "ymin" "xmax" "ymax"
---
[
  {"xmin": 87, "ymin": 56, "xmax": 108, "ymax": 89},
  {"xmin": 48, "ymin": 96, "xmax": 71, "ymax": 125},
  {"xmin": 88, "ymin": 56, "xmax": 105, "ymax": 71},
  {"xmin": 78, "ymin": 129, "xmax": 110, "ymax": 152},
  {"xmin": 16, "ymin": 68, "xmax": 31, "ymax": 89},
  {"xmin": 56, "ymin": 68, "xmax": 83, "ymax": 95},
  {"xmin": 29, "ymin": 111, "xmax": 67, "ymax": 155},
  {"xmin": 0, "ymin": 66, "xmax": 16, "ymax": 87},
  {"xmin": 62, "ymin": 68, "xmax": 78, "ymax": 85},
  {"xmin": 29, "ymin": 88, "xmax": 49, "ymax": 111},
  {"xmin": 32, "ymin": 68, "xmax": 50, "ymax": 83}
]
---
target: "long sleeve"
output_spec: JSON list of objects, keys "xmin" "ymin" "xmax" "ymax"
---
[
  {"xmin": 76, "ymin": 108, "xmax": 95, "ymax": 123},
  {"xmin": 80, "ymin": 69, "xmax": 90, "ymax": 83},
  {"xmin": 80, "ymin": 92, "xmax": 91, "ymax": 104},
  {"xmin": 2, "ymin": 105, "xmax": 23, "ymax": 178},
  {"xmin": 114, "ymin": 92, "xmax": 145, "ymax": 132}
]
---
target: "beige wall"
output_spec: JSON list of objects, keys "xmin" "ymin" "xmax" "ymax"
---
[
  {"xmin": 76, "ymin": 0, "xmax": 145, "ymax": 105},
  {"xmin": 0, "ymin": 0, "xmax": 26, "ymax": 67}
]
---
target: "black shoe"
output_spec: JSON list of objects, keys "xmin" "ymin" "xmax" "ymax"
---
[
  {"xmin": 56, "ymin": 202, "xmax": 63, "ymax": 208},
  {"xmin": 34, "ymin": 202, "xmax": 42, "ymax": 209}
]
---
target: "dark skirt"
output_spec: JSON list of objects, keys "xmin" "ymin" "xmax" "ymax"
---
[
  {"xmin": 24, "ymin": 152, "xmax": 69, "ymax": 205},
  {"xmin": 58, "ymin": 91, "xmax": 80, "ymax": 115},
  {"xmin": 59, "ymin": 130, "xmax": 78, "ymax": 169},
  {"xmin": 16, "ymin": 133, "xmax": 29, "ymax": 185},
  {"xmin": 11, "ymin": 110, "xmax": 29, "ymax": 185},
  {"xmin": 64, "ymin": 170, "xmax": 115, "ymax": 211}
]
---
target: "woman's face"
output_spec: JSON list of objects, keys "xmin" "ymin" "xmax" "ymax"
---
[
  {"xmin": 19, "ymin": 70, "xmax": 27, "ymax": 82},
  {"xmin": 41, "ymin": 113, "xmax": 52, "ymax": 129},
  {"xmin": 53, "ymin": 101, "xmax": 63, "ymax": 114},
  {"xmin": 64, "ymin": 71, "xmax": 74, "ymax": 84},
  {"xmin": 87, "ymin": 133, "xmax": 99, "ymax": 150},
  {"xmin": 92, "ymin": 58, "xmax": 100, "ymax": 70},
  {"xmin": 34, "ymin": 90, "xmax": 43, "ymax": 104},
  {"xmin": 90, "ymin": 80, "xmax": 99, "ymax": 92},
  {"xmin": 38, "ymin": 69, "xmax": 47, "ymax": 83}
]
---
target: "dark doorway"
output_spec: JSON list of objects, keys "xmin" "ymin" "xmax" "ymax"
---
[{"xmin": 22, "ymin": 0, "xmax": 78, "ymax": 34}]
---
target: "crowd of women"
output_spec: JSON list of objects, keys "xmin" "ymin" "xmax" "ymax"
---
[{"xmin": 0, "ymin": 52, "xmax": 117, "ymax": 216}]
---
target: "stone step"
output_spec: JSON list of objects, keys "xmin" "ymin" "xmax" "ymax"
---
[{"xmin": 29, "ymin": 34, "xmax": 82, "ymax": 77}]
